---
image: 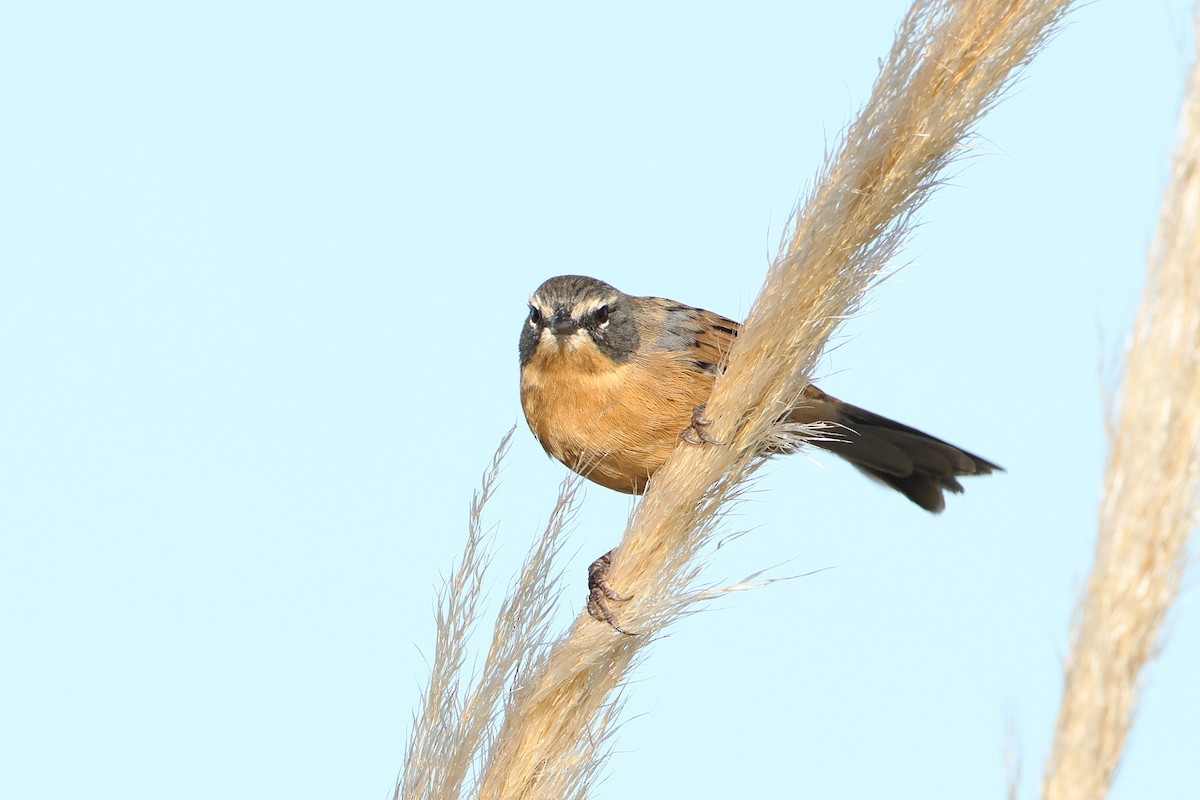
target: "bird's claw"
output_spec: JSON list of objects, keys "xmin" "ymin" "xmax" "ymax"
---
[
  {"xmin": 680, "ymin": 403, "xmax": 723, "ymax": 446},
  {"xmin": 586, "ymin": 549, "xmax": 637, "ymax": 636}
]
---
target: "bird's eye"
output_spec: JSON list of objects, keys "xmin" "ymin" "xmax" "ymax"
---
[
  {"xmin": 528, "ymin": 306, "xmax": 542, "ymax": 327},
  {"xmin": 594, "ymin": 305, "xmax": 610, "ymax": 326}
]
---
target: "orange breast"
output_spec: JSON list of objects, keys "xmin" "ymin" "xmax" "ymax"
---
[{"xmin": 520, "ymin": 340, "xmax": 713, "ymax": 493}]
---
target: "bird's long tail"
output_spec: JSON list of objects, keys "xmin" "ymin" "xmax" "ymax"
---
[{"xmin": 787, "ymin": 385, "xmax": 1001, "ymax": 513}]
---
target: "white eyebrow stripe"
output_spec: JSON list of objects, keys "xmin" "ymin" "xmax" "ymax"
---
[{"xmin": 572, "ymin": 296, "xmax": 619, "ymax": 316}]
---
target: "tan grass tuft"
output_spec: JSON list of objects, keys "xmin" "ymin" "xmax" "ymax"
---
[
  {"xmin": 1040, "ymin": 24, "xmax": 1200, "ymax": 800},
  {"xmin": 400, "ymin": 429, "xmax": 594, "ymax": 800},
  {"xmin": 403, "ymin": 2, "xmax": 1078, "ymax": 798}
]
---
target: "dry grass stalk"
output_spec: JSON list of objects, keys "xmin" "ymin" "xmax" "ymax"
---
[
  {"xmin": 404, "ymin": 2, "xmax": 1076, "ymax": 798},
  {"xmin": 1040, "ymin": 27, "xmax": 1200, "ymax": 800},
  {"xmin": 400, "ymin": 429, "xmax": 596, "ymax": 800}
]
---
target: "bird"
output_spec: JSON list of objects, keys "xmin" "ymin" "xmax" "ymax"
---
[
  {"xmin": 519, "ymin": 274, "xmax": 1000, "ymax": 512},
  {"xmin": 519, "ymin": 274, "xmax": 1001, "ymax": 632}
]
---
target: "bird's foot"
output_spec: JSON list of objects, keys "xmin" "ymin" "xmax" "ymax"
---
[
  {"xmin": 586, "ymin": 549, "xmax": 637, "ymax": 636},
  {"xmin": 680, "ymin": 403, "xmax": 723, "ymax": 445}
]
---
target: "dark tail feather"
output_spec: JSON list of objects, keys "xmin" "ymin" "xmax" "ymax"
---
[{"xmin": 791, "ymin": 387, "xmax": 1001, "ymax": 513}]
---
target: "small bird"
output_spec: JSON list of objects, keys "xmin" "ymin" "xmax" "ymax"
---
[{"xmin": 519, "ymin": 274, "xmax": 999, "ymax": 512}]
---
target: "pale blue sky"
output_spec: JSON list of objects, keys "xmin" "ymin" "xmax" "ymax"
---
[{"xmin": 1, "ymin": 1, "xmax": 1196, "ymax": 798}]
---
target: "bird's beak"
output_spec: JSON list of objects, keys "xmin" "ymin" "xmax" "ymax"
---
[{"xmin": 549, "ymin": 311, "xmax": 580, "ymax": 336}]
